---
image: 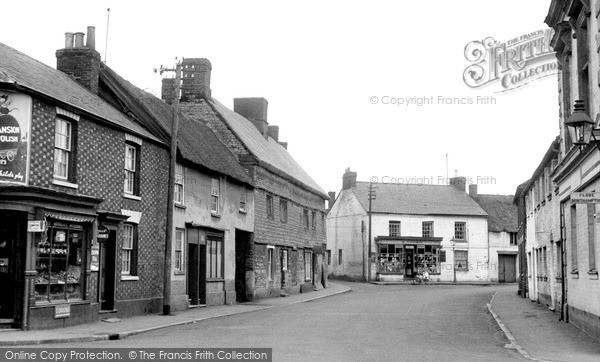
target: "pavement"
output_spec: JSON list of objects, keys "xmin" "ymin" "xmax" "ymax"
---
[
  {"xmin": 488, "ymin": 287, "xmax": 600, "ymax": 361},
  {"xmin": 0, "ymin": 282, "xmax": 351, "ymax": 347}
]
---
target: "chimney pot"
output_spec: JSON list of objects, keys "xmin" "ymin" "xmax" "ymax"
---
[
  {"xmin": 267, "ymin": 125, "xmax": 279, "ymax": 142},
  {"xmin": 342, "ymin": 168, "xmax": 357, "ymax": 190},
  {"xmin": 86, "ymin": 26, "xmax": 96, "ymax": 50},
  {"xmin": 65, "ymin": 32, "xmax": 74, "ymax": 48},
  {"xmin": 469, "ymin": 184, "xmax": 478, "ymax": 198},
  {"xmin": 73, "ymin": 32, "xmax": 85, "ymax": 47}
]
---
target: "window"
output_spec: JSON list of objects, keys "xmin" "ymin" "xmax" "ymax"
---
[
  {"xmin": 422, "ymin": 221, "xmax": 434, "ymax": 238},
  {"xmin": 454, "ymin": 250, "xmax": 468, "ymax": 271},
  {"xmin": 588, "ymin": 204, "xmax": 597, "ymax": 272},
  {"xmin": 542, "ymin": 246, "xmax": 547, "ymax": 276},
  {"xmin": 174, "ymin": 164, "xmax": 184, "ymax": 205},
  {"xmin": 338, "ymin": 249, "xmax": 343, "ymax": 265},
  {"xmin": 454, "ymin": 222, "xmax": 466, "ymax": 240},
  {"xmin": 311, "ymin": 211, "xmax": 316, "ymax": 230},
  {"xmin": 35, "ymin": 221, "xmax": 85, "ymax": 302},
  {"xmin": 124, "ymin": 144, "xmax": 140, "ymax": 195},
  {"xmin": 266, "ymin": 195, "xmax": 274, "ymax": 219},
  {"xmin": 239, "ymin": 188, "xmax": 247, "ymax": 213},
  {"xmin": 53, "ymin": 118, "xmax": 73, "ymax": 180},
  {"xmin": 327, "ymin": 250, "xmax": 331, "ymax": 265},
  {"xmin": 174, "ymin": 229, "xmax": 185, "ymax": 273},
  {"xmin": 570, "ymin": 205, "xmax": 578, "ymax": 271},
  {"xmin": 510, "ymin": 232, "xmax": 517, "ymax": 246},
  {"xmin": 304, "ymin": 250, "xmax": 312, "ymax": 281},
  {"xmin": 207, "ymin": 234, "xmax": 223, "ymax": 279},
  {"xmin": 303, "ymin": 209, "xmax": 309, "ymax": 229},
  {"xmin": 389, "ymin": 221, "xmax": 401, "ymax": 237},
  {"xmin": 281, "ymin": 249, "xmax": 288, "ymax": 271},
  {"xmin": 267, "ymin": 246, "xmax": 275, "ymax": 280},
  {"xmin": 556, "ymin": 241, "xmax": 563, "ymax": 279},
  {"xmin": 377, "ymin": 244, "xmax": 404, "ymax": 273},
  {"xmin": 211, "ymin": 178, "xmax": 220, "ymax": 214},
  {"xmin": 280, "ymin": 199, "xmax": 288, "ymax": 222},
  {"xmin": 122, "ymin": 224, "xmax": 137, "ymax": 275},
  {"xmin": 321, "ymin": 212, "xmax": 325, "ymax": 232}
]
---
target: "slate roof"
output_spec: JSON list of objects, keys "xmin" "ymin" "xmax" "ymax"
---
[
  {"xmin": 0, "ymin": 41, "xmax": 159, "ymax": 143},
  {"xmin": 99, "ymin": 67, "xmax": 253, "ymax": 185},
  {"xmin": 472, "ymin": 195, "xmax": 518, "ymax": 232},
  {"xmin": 208, "ymin": 99, "xmax": 327, "ymax": 198},
  {"xmin": 352, "ymin": 181, "xmax": 488, "ymax": 217}
]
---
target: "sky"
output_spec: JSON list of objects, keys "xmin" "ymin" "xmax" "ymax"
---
[{"xmin": 1, "ymin": 0, "xmax": 558, "ymax": 196}]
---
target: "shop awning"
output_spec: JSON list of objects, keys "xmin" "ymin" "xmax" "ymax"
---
[{"xmin": 45, "ymin": 212, "xmax": 96, "ymax": 223}]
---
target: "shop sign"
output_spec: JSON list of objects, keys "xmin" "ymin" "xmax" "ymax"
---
[
  {"xmin": 97, "ymin": 225, "xmax": 109, "ymax": 241},
  {"xmin": 571, "ymin": 192, "xmax": 600, "ymax": 204},
  {"xmin": 90, "ymin": 245, "xmax": 99, "ymax": 272},
  {"xmin": 0, "ymin": 92, "xmax": 32, "ymax": 185},
  {"xmin": 54, "ymin": 304, "xmax": 70, "ymax": 319},
  {"xmin": 27, "ymin": 220, "xmax": 47, "ymax": 232}
]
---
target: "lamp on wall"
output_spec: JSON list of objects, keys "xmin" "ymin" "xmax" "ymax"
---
[{"xmin": 565, "ymin": 99, "xmax": 600, "ymax": 150}]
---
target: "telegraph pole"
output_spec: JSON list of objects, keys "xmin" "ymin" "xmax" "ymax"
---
[
  {"xmin": 367, "ymin": 183, "xmax": 376, "ymax": 282},
  {"xmin": 156, "ymin": 61, "xmax": 182, "ymax": 315}
]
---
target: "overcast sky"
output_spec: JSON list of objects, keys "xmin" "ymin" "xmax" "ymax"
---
[{"xmin": 1, "ymin": 0, "xmax": 557, "ymax": 197}]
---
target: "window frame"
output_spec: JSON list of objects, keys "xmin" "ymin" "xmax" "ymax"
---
[
  {"xmin": 389, "ymin": 221, "xmax": 401, "ymax": 237},
  {"xmin": 454, "ymin": 222, "xmax": 467, "ymax": 241},
  {"xmin": 124, "ymin": 143, "xmax": 140, "ymax": 196},
  {"xmin": 303, "ymin": 209, "xmax": 309, "ymax": 229},
  {"xmin": 239, "ymin": 188, "xmax": 247, "ymax": 213},
  {"xmin": 266, "ymin": 195, "xmax": 274, "ymax": 219},
  {"xmin": 174, "ymin": 164, "xmax": 184, "ymax": 205},
  {"xmin": 121, "ymin": 223, "xmax": 138, "ymax": 276},
  {"xmin": 422, "ymin": 221, "xmax": 434, "ymax": 238},
  {"xmin": 267, "ymin": 246, "xmax": 275, "ymax": 281},
  {"xmin": 279, "ymin": 199, "xmax": 288, "ymax": 223},
  {"xmin": 174, "ymin": 228, "xmax": 185, "ymax": 274},
  {"xmin": 454, "ymin": 250, "xmax": 468, "ymax": 271},
  {"xmin": 311, "ymin": 211, "xmax": 316, "ymax": 230},
  {"xmin": 53, "ymin": 118, "xmax": 75, "ymax": 181},
  {"xmin": 211, "ymin": 178, "xmax": 220, "ymax": 215},
  {"xmin": 206, "ymin": 234, "xmax": 224, "ymax": 280},
  {"xmin": 304, "ymin": 250, "xmax": 312, "ymax": 282}
]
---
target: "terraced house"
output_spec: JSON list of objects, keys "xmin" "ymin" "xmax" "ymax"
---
[
  {"xmin": 0, "ymin": 28, "xmax": 170, "ymax": 329},
  {"xmin": 161, "ymin": 58, "xmax": 329, "ymax": 300}
]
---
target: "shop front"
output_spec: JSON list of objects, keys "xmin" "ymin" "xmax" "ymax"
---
[{"xmin": 376, "ymin": 236, "xmax": 444, "ymax": 282}]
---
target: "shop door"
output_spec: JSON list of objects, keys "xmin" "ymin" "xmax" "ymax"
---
[
  {"xmin": 405, "ymin": 248, "xmax": 414, "ymax": 277},
  {"xmin": 0, "ymin": 215, "xmax": 23, "ymax": 324},
  {"xmin": 99, "ymin": 229, "xmax": 116, "ymax": 311},
  {"xmin": 499, "ymin": 255, "xmax": 516, "ymax": 283},
  {"xmin": 187, "ymin": 228, "xmax": 206, "ymax": 305}
]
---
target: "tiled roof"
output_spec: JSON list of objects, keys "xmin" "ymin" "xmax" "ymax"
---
[
  {"xmin": 473, "ymin": 195, "xmax": 518, "ymax": 232},
  {"xmin": 0, "ymin": 42, "xmax": 159, "ymax": 143},
  {"xmin": 208, "ymin": 99, "xmax": 327, "ymax": 198},
  {"xmin": 352, "ymin": 181, "xmax": 488, "ymax": 217},
  {"xmin": 99, "ymin": 67, "xmax": 253, "ymax": 185}
]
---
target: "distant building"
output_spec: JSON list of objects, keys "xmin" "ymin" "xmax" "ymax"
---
[
  {"xmin": 469, "ymin": 185, "xmax": 519, "ymax": 283},
  {"xmin": 327, "ymin": 169, "xmax": 491, "ymax": 282}
]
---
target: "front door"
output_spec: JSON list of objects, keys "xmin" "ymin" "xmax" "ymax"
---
[
  {"xmin": 405, "ymin": 248, "xmax": 414, "ymax": 277},
  {"xmin": 0, "ymin": 214, "xmax": 24, "ymax": 325},
  {"xmin": 280, "ymin": 249, "xmax": 288, "ymax": 289},
  {"xmin": 99, "ymin": 229, "xmax": 116, "ymax": 311},
  {"xmin": 187, "ymin": 228, "xmax": 206, "ymax": 305},
  {"xmin": 499, "ymin": 255, "xmax": 517, "ymax": 283}
]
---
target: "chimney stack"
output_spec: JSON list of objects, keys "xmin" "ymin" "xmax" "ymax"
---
[
  {"xmin": 161, "ymin": 78, "xmax": 177, "ymax": 105},
  {"xmin": 234, "ymin": 98, "xmax": 269, "ymax": 137},
  {"xmin": 449, "ymin": 176, "xmax": 467, "ymax": 192},
  {"xmin": 469, "ymin": 184, "xmax": 478, "ymax": 199},
  {"xmin": 279, "ymin": 142, "xmax": 288, "ymax": 149},
  {"xmin": 267, "ymin": 125, "xmax": 279, "ymax": 141},
  {"xmin": 342, "ymin": 168, "xmax": 357, "ymax": 190},
  {"xmin": 56, "ymin": 26, "xmax": 101, "ymax": 94},
  {"xmin": 328, "ymin": 191, "xmax": 337, "ymax": 209},
  {"xmin": 179, "ymin": 58, "xmax": 212, "ymax": 101}
]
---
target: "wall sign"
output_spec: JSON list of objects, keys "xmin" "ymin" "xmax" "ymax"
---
[
  {"xmin": 0, "ymin": 92, "xmax": 31, "ymax": 185},
  {"xmin": 571, "ymin": 192, "xmax": 600, "ymax": 204},
  {"xmin": 27, "ymin": 220, "xmax": 47, "ymax": 232},
  {"xmin": 97, "ymin": 225, "xmax": 109, "ymax": 240},
  {"xmin": 54, "ymin": 304, "xmax": 70, "ymax": 319},
  {"xmin": 90, "ymin": 245, "xmax": 99, "ymax": 271}
]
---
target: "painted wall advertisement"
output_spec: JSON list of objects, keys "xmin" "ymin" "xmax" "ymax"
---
[{"xmin": 0, "ymin": 91, "xmax": 31, "ymax": 185}]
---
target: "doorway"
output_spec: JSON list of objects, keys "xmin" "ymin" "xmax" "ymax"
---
[
  {"xmin": 187, "ymin": 228, "xmax": 206, "ymax": 306},
  {"xmin": 99, "ymin": 228, "xmax": 116, "ymax": 311},
  {"xmin": 0, "ymin": 213, "xmax": 25, "ymax": 327},
  {"xmin": 498, "ymin": 254, "xmax": 517, "ymax": 283},
  {"xmin": 235, "ymin": 230, "xmax": 252, "ymax": 303},
  {"xmin": 405, "ymin": 248, "xmax": 414, "ymax": 277}
]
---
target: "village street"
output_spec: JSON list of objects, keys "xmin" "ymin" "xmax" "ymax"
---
[{"xmin": 29, "ymin": 283, "xmax": 525, "ymax": 361}]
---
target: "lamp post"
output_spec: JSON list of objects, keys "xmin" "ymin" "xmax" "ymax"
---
[{"xmin": 565, "ymin": 99, "xmax": 600, "ymax": 150}]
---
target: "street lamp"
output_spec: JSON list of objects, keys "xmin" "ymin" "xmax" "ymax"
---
[{"xmin": 565, "ymin": 100, "xmax": 597, "ymax": 148}]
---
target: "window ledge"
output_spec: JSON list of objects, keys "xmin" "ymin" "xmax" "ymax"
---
[
  {"xmin": 120, "ymin": 275, "xmax": 139, "ymax": 281},
  {"xmin": 123, "ymin": 193, "xmax": 141, "ymax": 201},
  {"xmin": 211, "ymin": 212, "xmax": 221, "ymax": 218},
  {"xmin": 52, "ymin": 179, "xmax": 79, "ymax": 189},
  {"xmin": 451, "ymin": 239, "xmax": 467, "ymax": 243},
  {"xmin": 239, "ymin": 209, "xmax": 247, "ymax": 214},
  {"xmin": 175, "ymin": 203, "xmax": 186, "ymax": 210},
  {"xmin": 174, "ymin": 271, "xmax": 186, "ymax": 276}
]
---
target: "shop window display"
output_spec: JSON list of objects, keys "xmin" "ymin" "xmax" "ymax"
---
[
  {"xmin": 377, "ymin": 244, "xmax": 404, "ymax": 273},
  {"xmin": 35, "ymin": 222, "xmax": 85, "ymax": 302}
]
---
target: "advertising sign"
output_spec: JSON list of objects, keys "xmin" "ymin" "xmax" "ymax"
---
[
  {"xmin": 0, "ymin": 91, "xmax": 31, "ymax": 184},
  {"xmin": 571, "ymin": 192, "xmax": 600, "ymax": 204}
]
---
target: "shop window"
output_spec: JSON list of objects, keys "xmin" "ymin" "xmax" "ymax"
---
[
  {"xmin": 415, "ymin": 245, "xmax": 442, "ymax": 274},
  {"xmin": 266, "ymin": 195, "xmax": 274, "ymax": 219},
  {"xmin": 211, "ymin": 178, "xmax": 220, "ymax": 215},
  {"xmin": 454, "ymin": 250, "xmax": 468, "ymax": 271},
  {"xmin": 124, "ymin": 143, "xmax": 140, "ymax": 196},
  {"xmin": 304, "ymin": 250, "xmax": 312, "ymax": 281},
  {"xmin": 422, "ymin": 221, "xmax": 434, "ymax": 238},
  {"xmin": 53, "ymin": 118, "xmax": 76, "ymax": 182},
  {"xmin": 239, "ymin": 188, "xmax": 247, "ymax": 213},
  {"xmin": 174, "ymin": 229, "xmax": 185, "ymax": 273},
  {"xmin": 389, "ymin": 221, "xmax": 401, "ymax": 236},
  {"xmin": 280, "ymin": 199, "xmax": 288, "ymax": 223},
  {"xmin": 454, "ymin": 222, "xmax": 466, "ymax": 240},
  {"xmin": 377, "ymin": 244, "xmax": 404, "ymax": 273},
  {"xmin": 174, "ymin": 164, "xmax": 184, "ymax": 205},
  {"xmin": 267, "ymin": 246, "xmax": 275, "ymax": 280},
  {"xmin": 121, "ymin": 224, "xmax": 138, "ymax": 275},
  {"xmin": 35, "ymin": 222, "xmax": 85, "ymax": 302},
  {"xmin": 207, "ymin": 234, "xmax": 223, "ymax": 279}
]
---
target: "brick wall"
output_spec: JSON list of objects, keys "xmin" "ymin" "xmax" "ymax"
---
[{"xmin": 29, "ymin": 98, "xmax": 169, "ymax": 307}]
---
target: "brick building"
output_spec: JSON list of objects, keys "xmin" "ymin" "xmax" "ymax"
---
[
  {"xmin": 0, "ymin": 28, "xmax": 170, "ymax": 329},
  {"xmin": 161, "ymin": 58, "xmax": 329, "ymax": 299},
  {"xmin": 544, "ymin": 0, "xmax": 600, "ymax": 342},
  {"xmin": 327, "ymin": 169, "xmax": 491, "ymax": 282},
  {"xmin": 98, "ymin": 66, "xmax": 255, "ymax": 308}
]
